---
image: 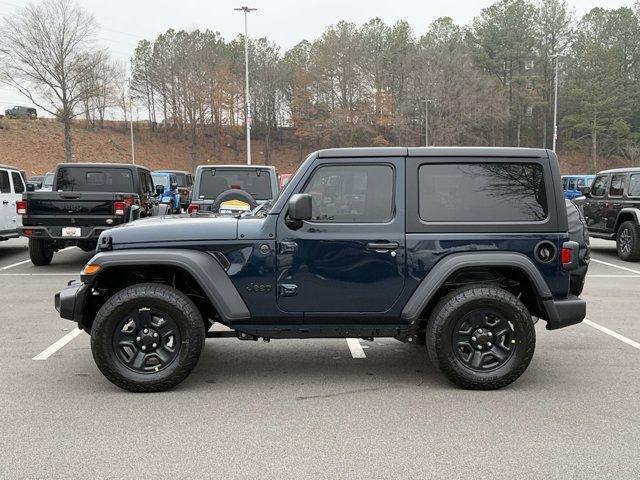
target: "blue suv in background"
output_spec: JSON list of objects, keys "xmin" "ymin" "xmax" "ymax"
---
[
  {"xmin": 152, "ymin": 172, "xmax": 181, "ymax": 213},
  {"xmin": 562, "ymin": 175, "xmax": 595, "ymax": 200}
]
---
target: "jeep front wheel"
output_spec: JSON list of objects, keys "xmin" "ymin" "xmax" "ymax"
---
[
  {"xmin": 90, "ymin": 283, "xmax": 205, "ymax": 392},
  {"xmin": 426, "ymin": 285, "xmax": 535, "ymax": 390},
  {"xmin": 616, "ymin": 221, "xmax": 640, "ymax": 262}
]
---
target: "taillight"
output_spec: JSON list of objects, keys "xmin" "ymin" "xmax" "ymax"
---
[
  {"xmin": 561, "ymin": 241, "xmax": 578, "ymax": 270},
  {"xmin": 113, "ymin": 201, "xmax": 126, "ymax": 216},
  {"xmin": 561, "ymin": 247, "xmax": 572, "ymax": 265},
  {"xmin": 16, "ymin": 200, "xmax": 27, "ymax": 215},
  {"xmin": 187, "ymin": 204, "xmax": 199, "ymax": 214}
]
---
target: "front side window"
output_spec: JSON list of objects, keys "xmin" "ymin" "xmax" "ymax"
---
[
  {"xmin": 609, "ymin": 174, "xmax": 625, "ymax": 197},
  {"xmin": 591, "ymin": 175, "xmax": 608, "ymax": 197},
  {"xmin": 562, "ymin": 177, "xmax": 568, "ymax": 189},
  {"xmin": 0, "ymin": 170, "xmax": 9, "ymax": 194},
  {"xmin": 11, "ymin": 171, "xmax": 24, "ymax": 193},
  {"xmin": 301, "ymin": 164, "xmax": 394, "ymax": 223},
  {"xmin": 418, "ymin": 163, "xmax": 547, "ymax": 222},
  {"xmin": 629, "ymin": 174, "xmax": 640, "ymax": 197},
  {"xmin": 576, "ymin": 178, "xmax": 586, "ymax": 188},
  {"xmin": 568, "ymin": 178, "xmax": 577, "ymax": 190},
  {"xmin": 56, "ymin": 167, "xmax": 134, "ymax": 192}
]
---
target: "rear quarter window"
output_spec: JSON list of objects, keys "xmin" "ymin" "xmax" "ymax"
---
[{"xmin": 418, "ymin": 163, "xmax": 548, "ymax": 222}]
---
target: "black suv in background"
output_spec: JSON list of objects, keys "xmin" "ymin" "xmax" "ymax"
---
[{"xmin": 581, "ymin": 168, "xmax": 640, "ymax": 261}]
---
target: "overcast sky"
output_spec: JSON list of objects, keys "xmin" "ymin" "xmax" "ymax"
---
[{"xmin": 0, "ymin": 0, "xmax": 632, "ymax": 114}]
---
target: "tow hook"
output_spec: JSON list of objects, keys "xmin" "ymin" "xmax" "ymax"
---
[{"xmin": 237, "ymin": 331, "xmax": 258, "ymax": 341}]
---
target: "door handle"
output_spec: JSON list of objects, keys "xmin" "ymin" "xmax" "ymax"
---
[
  {"xmin": 2, "ymin": 200, "xmax": 8, "ymax": 205},
  {"xmin": 367, "ymin": 242, "xmax": 399, "ymax": 251}
]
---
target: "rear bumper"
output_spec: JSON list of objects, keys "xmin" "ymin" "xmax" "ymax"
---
[
  {"xmin": 55, "ymin": 281, "xmax": 90, "ymax": 327},
  {"xmin": 542, "ymin": 295, "xmax": 586, "ymax": 330},
  {"xmin": 19, "ymin": 226, "xmax": 108, "ymax": 243}
]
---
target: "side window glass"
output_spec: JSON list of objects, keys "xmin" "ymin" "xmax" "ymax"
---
[
  {"xmin": 568, "ymin": 178, "xmax": 576, "ymax": 190},
  {"xmin": 562, "ymin": 177, "xmax": 568, "ymax": 189},
  {"xmin": 146, "ymin": 173, "xmax": 154, "ymax": 193},
  {"xmin": 591, "ymin": 175, "xmax": 608, "ymax": 197},
  {"xmin": 0, "ymin": 170, "xmax": 10, "ymax": 194},
  {"xmin": 576, "ymin": 178, "xmax": 585, "ymax": 188},
  {"xmin": 629, "ymin": 174, "xmax": 640, "ymax": 197},
  {"xmin": 609, "ymin": 174, "xmax": 625, "ymax": 197},
  {"xmin": 11, "ymin": 172, "xmax": 24, "ymax": 193},
  {"xmin": 301, "ymin": 164, "xmax": 394, "ymax": 223}
]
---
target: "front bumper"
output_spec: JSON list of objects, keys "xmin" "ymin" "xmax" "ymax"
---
[
  {"xmin": 55, "ymin": 281, "xmax": 90, "ymax": 327},
  {"xmin": 543, "ymin": 295, "xmax": 586, "ymax": 330},
  {"xmin": 19, "ymin": 226, "xmax": 108, "ymax": 243}
]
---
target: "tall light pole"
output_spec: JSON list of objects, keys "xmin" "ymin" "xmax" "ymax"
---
[
  {"xmin": 235, "ymin": 6, "xmax": 257, "ymax": 165},
  {"xmin": 551, "ymin": 54, "xmax": 560, "ymax": 152},
  {"xmin": 126, "ymin": 78, "xmax": 136, "ymax": 165},
  {"xmin": 425, "ymin": 99, "xmax": 434, "ymax": 147}
]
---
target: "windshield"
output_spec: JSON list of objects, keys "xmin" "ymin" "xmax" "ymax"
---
[
  {"xmin": 174, "ymin": 173, "xmax": 189, "ymax": 187},
  {"xmin": 43, "ymin": 173, "xmax": 54, "ymax": 187},
  {"xmin": 198, "ymin": 169, "xmax": 273, "ymax": 200},
  {"xmin": 55, "ymin": 167, "xmax": 134, "ymax": 192},
  {"xmin": 152, "ymin": 173, "xmax": 170, "ymax": 188}
]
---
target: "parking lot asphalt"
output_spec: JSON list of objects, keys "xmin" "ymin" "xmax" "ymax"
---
[{"xmin": 1, "ymin": 237, "xmax": 639, "ymax": 479}]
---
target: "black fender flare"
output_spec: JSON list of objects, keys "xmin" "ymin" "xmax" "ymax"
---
[
  {"xmin": 614, "ymin": 208, "xmax": 640, "ymax": 232},
  {"xmin": 401, "ymin": 252, "xmax": 552, "ymax": 322},
  {"xmin": 83, "ymin": 249, "xmax": 251, "ymax": 322}
]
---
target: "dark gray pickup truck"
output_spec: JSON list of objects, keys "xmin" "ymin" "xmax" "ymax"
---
[{"xmin": 18, "ymin": 163, "xmax": 159, "ymax": 265}]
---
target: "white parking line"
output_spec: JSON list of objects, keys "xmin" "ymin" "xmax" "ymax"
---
[
  {"xmin": 591, "ymin": 258, "xmax": 640, "ymax": 276},
  {"xmin": 587, "ymin": 274, "xmax": 640, "ymax": 278},
  {"xmin": 584, "ymin": 319, "xmax": 640, "ymax": 351},
  {"xmin": 346, "ymin": 338, "xmax": 366, "ymax": 358},
  {"xmin": 0, "ymin": 273, "xmax": 80, "ymax": 276},
  {"xmin": 33, "ymin": 328, "xmax": 83, "ymax": 360},
  {"xmin": 0, "ymin": 246, "xmax": 75, "ymax": 271}
]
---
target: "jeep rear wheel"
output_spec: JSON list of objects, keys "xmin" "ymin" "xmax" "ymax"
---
[
  {"xmin": 91, "ymin": 283, "xmax": 205, "ymax": 392},
  {"xmin": 28, "ymin": 238, "xmax": 54, "ymax": 266},
  {"xmin": 426, "ymin": 285, "xmax": 535, "ymax": 390},
  {"xmin": 616, "ymin": 221, "xmax": 640, "ymax": 262}
]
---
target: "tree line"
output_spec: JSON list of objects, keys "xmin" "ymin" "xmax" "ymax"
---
[{"xmin": 1, "ymin": 0, "xmax": 639, "ymax": 171}]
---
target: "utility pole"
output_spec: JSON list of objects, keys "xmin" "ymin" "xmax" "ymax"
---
[
  {"xmin": 235, "ymin": 6, "xmax": 257, "ymax": 165},
  {"xmin": 126, "ymin": 78, "xmax": 135, "ymax": 165},
  {"xmin": 552, "ymin": 54, "xmax": 560, "ymax": 152}
]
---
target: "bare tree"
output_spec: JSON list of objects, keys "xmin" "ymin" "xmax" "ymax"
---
[{"xmin": 0, "ymin": 0, "xmax": 100, "ymax": 161}]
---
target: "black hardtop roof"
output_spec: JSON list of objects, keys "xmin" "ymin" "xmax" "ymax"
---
[
  {"xmin": 597, "ymin": 167, "xmax": 640, "ymax": 174},
  {"xmin": 56, "ymin": 162, "xmax": 150, "ymax": 171},
  {"xmin": 316, "ymin": 146, "xmax": 550, "ymax": 158}
]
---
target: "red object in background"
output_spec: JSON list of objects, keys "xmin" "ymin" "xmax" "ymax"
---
[
  {"xmin": 187, "ymin": 204, "xmax": 199, "ymax": 214},
  {"xmin": 113, "ymin": 201, "xmax": 126, "ymax": 216},
  {"xmin": 16, "ymin": 200, "xmax": 27, "ymax": 215},
  {"xmin": 279, "ymin": 173, "xmax": 292, "ymax": 190}
]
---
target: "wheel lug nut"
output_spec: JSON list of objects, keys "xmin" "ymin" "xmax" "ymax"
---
[
  {"xmin": 153, "ymin": 333, "xmax": 158, "ymax": 338},
  {"xmin": 144, "ymin": 329, "xmax": 149, "ymax": 334},
  {"xmin": 152, "ymin": 343, "xmax": 157, "ymax": 348},
  {"xmin": 487, "ymin": 342, "xmax": 492, "ymax": 347},
  {"xmin": 488, "ymin": 332, "xmax": 493, "ymax": 337},
  {"xmin": 478, "ymin": 329, "xmax": 483, "ymax": 333},
  {"xmin": 136, "ymin": 337, "xmax": 141, "ymax": 342},
  {"xmin": 141, "ymin": 346, "xmax": 147, "ymax": 351},
  {"xmin": 471, "ymin": 336, "xmax": 477, "ymax": 341},
  {"xmin": 478, "ymin": 345, "xmax": 482, "ymax": 350}
]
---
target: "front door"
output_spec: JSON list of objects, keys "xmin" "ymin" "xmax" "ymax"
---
[
  {"xmin": 0, "ymin": 169, "xmax": 15, "ymax": 232},
  {"xmin": 583, "ymin": 174, "xmax": 609, "ymax": 233},
  {"xmin": 276, "ymin": 159, "xmax": 405, "ymax": 319}
]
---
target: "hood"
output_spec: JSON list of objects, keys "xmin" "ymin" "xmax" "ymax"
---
[{"xmin": 103, "ymin": 214, "xmax": 239, "ymax": 246}]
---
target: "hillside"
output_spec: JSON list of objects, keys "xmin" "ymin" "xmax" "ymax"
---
[{"xmin": 0, "ymin": 118, "xmax": 632, "ymax": 176}]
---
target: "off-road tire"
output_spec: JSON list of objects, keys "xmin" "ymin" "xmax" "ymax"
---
[
  {"xmin": 426, "ymin": 285, "xmax": 535, "ymax": 390},
  {"xmin": 28, "ymin": 238, "xmax": 54, "ymax": 266},
  {"xmin": 91, "ymin": 283, "xmax": 205, "ymax": 392},
  {"xmin": 616, "ymin": 221, "xmax": 640, "ymax": 262}
]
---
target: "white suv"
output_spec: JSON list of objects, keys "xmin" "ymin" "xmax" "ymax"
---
[{"xmin": 0, "ymin": 164, "xmax": 25, "ymax": 241}]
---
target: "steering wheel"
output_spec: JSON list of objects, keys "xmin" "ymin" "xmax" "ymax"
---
[{"xmin": 211, "ymin": 189, "xmax": 258, "ymax": 211}]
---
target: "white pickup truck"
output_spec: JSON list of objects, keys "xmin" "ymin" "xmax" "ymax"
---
[{"xmin": 0, "ymin": 164, "xmax": 25, "ymax": 241}]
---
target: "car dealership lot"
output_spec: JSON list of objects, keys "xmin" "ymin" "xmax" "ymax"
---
[{"xmin": 0, "ymin": 238, "xmax": 639, "ymax": 479}]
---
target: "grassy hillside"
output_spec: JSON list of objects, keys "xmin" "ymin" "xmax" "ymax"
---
[{"xmin": 0, "ymin": 118, "xmax": 632, "ymax": 176}]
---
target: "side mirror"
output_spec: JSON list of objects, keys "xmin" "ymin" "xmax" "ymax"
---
[
  {"xmin": 579, "ymin": 186, "xmax": 591, "ymax": 197},
  {"xmin": 155, "ymin": 185, "xmax": 165, "ymax": 196},
  {"xmin": 26, "ymin": 183, "xmax": 35, "ymax": 192},
  {"xmin": 286, "ymin": 194, "xmax": 312, "ymax": 229}
]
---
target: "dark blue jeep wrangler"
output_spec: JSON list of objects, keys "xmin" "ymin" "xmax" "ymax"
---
[{"xmin": 56, "ymin": 147, "xmax": 587, "ymax": 392}]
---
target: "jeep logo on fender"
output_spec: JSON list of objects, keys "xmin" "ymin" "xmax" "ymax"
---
[{"xmin": 245, "ymin": 283, "xmax": 272, "ymax": 293}]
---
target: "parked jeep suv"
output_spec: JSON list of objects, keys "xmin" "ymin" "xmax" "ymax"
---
[
  {"xmin": 56, "ymin": 147, "xmax": 586, "ymax": 392},
  {"xmin": 580, "ymin": 168, "xmax": 640, "ymax": 261}
]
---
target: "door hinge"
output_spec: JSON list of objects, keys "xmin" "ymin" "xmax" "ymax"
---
[
  {"xmin": 278, "ymin": 284, "xmax": 298, "ymax": 296},
  {"xmin": 278, "ymin": 242, "xmax": 298, "ymax": 254}
]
